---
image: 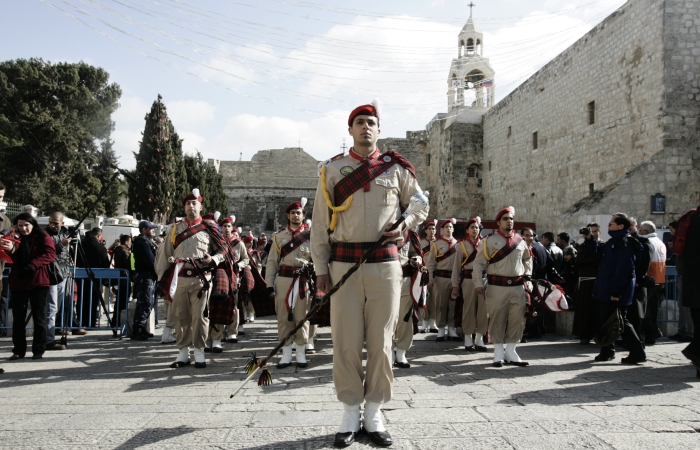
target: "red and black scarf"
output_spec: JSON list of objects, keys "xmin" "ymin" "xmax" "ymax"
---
[
  {"xmin": 488, "ymin": 232, "xmax": 523, "ymax": 265},
  {"xmin": 333, "ymin": 150, "xmax": 416, "ymax": 206}
]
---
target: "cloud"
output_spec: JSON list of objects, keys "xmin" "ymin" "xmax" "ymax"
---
[{"xmin": 167, "ymin": 100, "xmax": 217, "ymax": 128}]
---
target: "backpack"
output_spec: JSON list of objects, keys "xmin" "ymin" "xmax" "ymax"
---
[{"xmin": 672, "ymin": 208, "xmax": 697, "ymax": 255}]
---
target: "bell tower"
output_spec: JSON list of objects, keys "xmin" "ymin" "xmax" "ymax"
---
[{"xmin": 447, "ymin": 5, "xmax": 495, "ymax": 118}]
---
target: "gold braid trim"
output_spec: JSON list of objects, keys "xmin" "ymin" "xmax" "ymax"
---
[
  {"xmin": 460, "ymin": 241, "xmax": 470, "ymax": 267},
  {"xmin": 482, "ymin": 238, "xmax": 500, "ymax": 261},
  {"xmin": 170, "ymin": 224, "xmax": 178, "ymax": 247},
  {"xmin": 320, "ymin": 165, "xmax": 353, "ymax": 232}
]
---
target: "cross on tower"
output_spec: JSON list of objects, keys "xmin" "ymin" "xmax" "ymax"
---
[{"xmin": 468, "ymin": 2, "xmax": 475, "ymax": 17}]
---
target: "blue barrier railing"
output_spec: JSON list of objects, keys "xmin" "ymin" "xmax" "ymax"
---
[
  {"xmin": 659, "ymin": 266, "xmax": 679, "ymax": 323},
  {"xmin": 1, "ymin": 267, "xmax": 130, "ymax": 338}
]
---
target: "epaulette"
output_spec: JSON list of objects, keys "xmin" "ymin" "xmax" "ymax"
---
[
  {"xmin": 330, "ymin": 152, "xmax": 344, "ymax": 161},
  {"xmin": 317, "ymin": 152, "xmax": 345, "ymax": 176}
]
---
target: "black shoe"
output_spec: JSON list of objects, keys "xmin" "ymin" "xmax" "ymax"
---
[
  {"xmin": 465, "ymin": 345, "xmax": 475, "ymax": 352},
  {"xmin": 277, "ymin": 362, "xmax": 292, "ymax": 369},
  {"xmin": 670, "ymin": 333, "xmax": 685, "ymax": 341},
  {"xmin": 579, "ymin": 339, "xmax": 591, "ymax": 345},
  {"xmin": 420, "ymin": 329, "xmax": 427, "ymax": 334},
  {"xmin": 227, "ymin": 337, "xmax": 238, "ymax": 343},
  {"xmin": 368, "ymin": 430, "xmax": 393, "ymax": 447},
  {"xmin": 450, "ymin": 336, "xmax": 462, "ymax": 342},
  {"xmin": 645, "ymin": 338, "xmax": 656, "ymax": 346},
  {"xmin": 681, "ymin": 346, "xmax": 700, "ymax": 370},
  {"xmin": 238, "ymin": 330, "xmax": 245, "ymax": 336},
  {"xmin": 203, "ymin": 347, "xmax": 212, "ymax": 353},
  {"xmin": 194, "ymin": 362, "xmax": 206, "ymax": 369},
  {"xmin": 621, "ymin": 355, "xmax": 646, "ymax": 365},
  {"xmin": 435, "ymin": 336, "xmax": 446, "ymax": 342},
  {"xmin": 306, "ymin": 347, "xmax": 316, "ymax": 354},
  {"xmin": 492, "ymin": 361, "xmax": 503, "ymax": 368},
  {"xmin": 334, "ymin": 431, "xmax": 356, "ymax": 448},
  {"xmin": 520, "ymin": 337, "xmax": 528, "ymax": 343},
  {"xmin": 505, "ymin": 360, "xmax": 529, "ymax": 367},
  {"xmin": 474, "ymin": 345, "xmax": 488, "ymax": 352},
  {"xmin": 393, "ymin": 361, "xmax": 410, "ymax": 369},
  {"xmin": 46, "ymin": 342, "xmax": 66, "ymax": 351},
  {"xmin": 594, "ymin": 353, "xmax": 615, "ymax": 362},
  {"xmin": 297, "ymin": 362, "xmax": 308, "ymax": 368},
  {"xmin": 212, "ymin": 347, "xmax": 223, "ymax": 354},
  {"xmin": 32, "ymin": 354, "xmax": 43, "ymax": 360},
  {"xmin": 170, "ymin": 361, "xmax": 190, "ymax": 368},
  {"xmin": 8, "ymin": 354, "xmax": 24, "ymax": 361},
  {"xmin": 429, "ymin": 328, "xmax": 439, "ymax": 333}
]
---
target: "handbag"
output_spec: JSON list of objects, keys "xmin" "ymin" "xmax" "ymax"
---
[
  {"xmin": 594, "ymin": 307, "xmax": 624, "ymax": 347},
  {"xmin": 47, "ymin": 260, "xmax": 64, "ymax": 285}
]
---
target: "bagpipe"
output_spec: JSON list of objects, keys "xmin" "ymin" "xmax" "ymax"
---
[
  {"xmin": 0, "ymin": 229, "xmax": 20, "ymax": 264},
  {"xmin": 525, "ymin": 279, "xmax": 569, "ymax": 321}
]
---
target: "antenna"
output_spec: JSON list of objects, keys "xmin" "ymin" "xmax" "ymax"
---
[{"xmin": 341, "ymin": 138, "xmax": 347, "ymax": 155}]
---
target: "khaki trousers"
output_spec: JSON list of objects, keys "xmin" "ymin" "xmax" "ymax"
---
[
  {"xmin": 163, "ymin": 297, "xmax": 176, "ymax": 329},
  {"xmin": 274, "ymin": 276, "xmax": 310, "ymax": 346},
  {"xmin": 434, "ymin": 276, "xmax": 456, "ymax": 328},
  {"xmin": 393, "ymin": 286, "xmax": 414, "ymax": 351},
  {"xmin": 421, "ymin": 285, "xmax": 436, "ymax": 321},
  {"xmin": 485, "ymin": 285, "xmax": 526, "ymax": 344},
  {"xmin": 309, "ymin": 324, "xmax": 317, "ymax": 339},
  {"xmin": 461, "ymin": 278, "xmax": 488, "ymax": 335},
  {"xmin": 173, "ymin": 277, "xmax": 211, "ymax": 350},
  {"xmin": 330, "ymin": 261, "xmax": 401, "ymax": 406}
]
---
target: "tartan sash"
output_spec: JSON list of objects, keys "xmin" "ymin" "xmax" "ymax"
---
[
  {"xmin": 174, "ymin": 222, "xmax": 208, "ymax": 248},
  {"xmin": 422, "ymin": 244, "xmax": 431, "ymax": 253},
  {"xmin": 279, "ymin": 229, "xmax": 310, "ymax": 260},
  {"xmin": 460, "ymin": 240, "xmax": 480, "ymax": 267},
  {"xmin": 333, "ymin": 150, "xmax": 416, "ymax": 206},
  {"xmin": 487, "ymin": 234, "xmax": 523, "ymax": 265},
  {"xmin": 435, "ymin": 240, "xmax": 457, "ymax": 263}
]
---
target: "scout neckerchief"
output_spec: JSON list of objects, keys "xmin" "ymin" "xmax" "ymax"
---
[
  {"xmin": 460, "ymin": 235, "xmax": 481, "ymax": 267},
  {"xmin": 484, "ymin": 230, "xmax": 523, "ymax": 265},
  {"xmin": 333, "ymin": 149, "xmax": 416, "ymax": 207},
  {"xmin": 174, "ymin": 217, "xmax": 207, "ymax": 248},
  {"xmin": 433, "ymin": 236, "xmax": 457, "ymax": 263},
  {"xmin": 422, "ymin": 237, "xmax": 433, "ymax": 254},
  {"xmin": 278, "ymin": 224, "xmax": 310, "ymax": 260}
]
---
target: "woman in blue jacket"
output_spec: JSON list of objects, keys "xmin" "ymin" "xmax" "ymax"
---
[{"xmin": 592, "ymin": 213, "xmax": 646, "ymax": 364}]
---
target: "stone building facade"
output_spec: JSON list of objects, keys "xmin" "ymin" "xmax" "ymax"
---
[{"xmin": 212, "ymin": 148, "xmax": 318, "ymax": 234}]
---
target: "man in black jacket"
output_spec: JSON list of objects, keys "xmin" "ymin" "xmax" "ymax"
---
[
  {"xmin": 76, "ymin": 228, "xmax": 110, "ymax": 328},
  {"xmin": 131, "ymin": 221, "xmax": 159, "ymax": 340},
  {"xmin": 680, "ymin": 203, "xmax": 700, "ymax": 378},
  {"xmin": 628, "ymin": 217, "xmax": 653, "ymax": 343}
]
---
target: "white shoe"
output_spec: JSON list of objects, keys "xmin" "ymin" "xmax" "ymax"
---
[
  {"xmin": 437, "ymin": 328, "xmax": 446, "ymax": 339},
  {"xmin": 175, "ymin": 347, "xmax": 189, "ymax": 363},
  {"xmin": 339, "ymin": 404, "xmax": 361, "ymax": 433},
  {"xmin": 464, "ymin": 335, "xmax": 474, "ymax": 347},
  {"xmin": 475, "ymin": 333, "xmax": 485, "ymax": 348},
  {"xmin": 161, "ymin": 327, "xmax": 176, "ymax": 344},
  {"xmin": 505, "ymin": 343, "xmax": 523, "ymax": 363},
  {"xmin": 417, "ymin": 318, "xmax": 425, "ymax": 330},
  {"xmin": 363, "ymin": 402, "xmax": 386, "ymax": 433},
  {"xmin": 395, "ymin": 349, "xmax": 408, "ymax": 364},
  {"xmin": 306, "ymin": 338, "xmax": 315, "ymax": 352},
  {"xmin": 448, "ymin": 326, "xmax": 459, "ymax": 338},
  {"xmin": 194, "ymin": 348, "xmax": 206, "ymax": 367},
  {"xmin": 296, "ymin": 346, "xmax": 307, "ymax": 366},
  {"xmin": 493, "ymin": 343, "xmax": 505, "ymax": 364},
  {"xmin": 278, "ymin": 345, "xmax": 293, "ymax": 367},
  {"xmin": 249, "ymin": 313, "xmax": 255, "ymax": 323},
  {"xmin": 291, "ymin": 342, "xmax": 296, "ymax": 350},
  {"xmin": 212, "ymin": 339, "xmax": 223, "ymax": 352},
  {"xmin": 429, "ymin": 319, "xmax": 437, "ymax": 330}
]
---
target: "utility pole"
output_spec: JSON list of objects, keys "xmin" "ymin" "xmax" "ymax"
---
[{"xmin": 341, "ymin": 138, "xmax": 347, "ymax": 155}]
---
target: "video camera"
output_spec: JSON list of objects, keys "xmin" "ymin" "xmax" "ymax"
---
[{"xmin": 579, "ymin": 227, "xmax": 590, "ymax": 236}]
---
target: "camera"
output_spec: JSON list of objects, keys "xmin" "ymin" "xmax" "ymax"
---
[{"xmin": 579, "ymin": 227, "xmax": 590, "ymax": 235}]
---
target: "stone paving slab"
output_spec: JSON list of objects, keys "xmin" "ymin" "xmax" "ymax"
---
[{"xmin": 0, "ymin": 315, "xmax": 699, "ymax": 449}]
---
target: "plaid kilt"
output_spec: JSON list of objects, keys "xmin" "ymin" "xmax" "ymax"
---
[
  {"xmin": 487, "ymin": 275, "xmax": 525, "ymax": 286},
  {"xmin": 209, "ymin": 293, "xmax": 235, "ymax": 325},
  {"xmin": 330, "ymin": 241, "xmax": 398, "ymax": 264},
  {"xmin": 434, "ymin": 269, "xmax": 452, "ymax": 278},
  {"xmin": 239, "ymin": 267, "xmax": 256, "ymax": 293},
  {"xmin": 210, "ymin": 267, "xmax": 232, "ymax": 302},
  {"xmin": 249, "ymin": 268, "xmax": 275, "ymax": 317}
]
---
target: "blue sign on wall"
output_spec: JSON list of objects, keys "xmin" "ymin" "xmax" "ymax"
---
[{"xmin": 651, "ymin": 193, "xmax": 666, "ymax": 214}]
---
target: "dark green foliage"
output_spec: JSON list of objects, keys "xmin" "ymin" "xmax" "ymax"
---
[
  {"xmin": 0, "ymin": 58, "xmax": 122, "ymax": 217},
  {"xmin": 183, "ymin": 151, "xmax": 228, "ymax": 215}
]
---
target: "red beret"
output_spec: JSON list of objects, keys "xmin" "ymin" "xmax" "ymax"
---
[
  {"xmin": 242, "ymin": 235, "xmax": 254, "ymax": 243},
  {"xmin": 348, "ymin": 102, "xmax": 380, "ymax": 127},
  {"xmin": 286, "ymin": 197, "xmax": 307, "ymax": 213},
  {"xmin": 220, "ymin": 215, "xmax": 235, "ymax": 225},
  {"xmin": 182, "ymin": 188, "xmax": 202, "ymax": 206},
  {"xmin": 495, "ymin": 206, "xmax": 515, "ymax": 222},
  {"xmin": 425, "ymin": 220, "xmax": 436, "ymax": 227},
  {"xmin": 202, "ymin": 213, "xmax": 215, "ymax": 221},
  {"xmin": 466, "ymin": 216, "xmax": 482, "ymax": 228},
  {"xmin": 441, "ymin": 218, "xmax": 456, "ymax": 228}
]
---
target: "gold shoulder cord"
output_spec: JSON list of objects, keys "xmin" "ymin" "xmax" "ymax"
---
[
  {"xmin": 460, "ymin": 241, "xmax": 469, "ymax": 267},
  {"xmin": 482, "ymin": 238, "xmax": 500, "ymax": 261},
  {"xmin": 320, "ymin": 165, "xmax": 353, "ymax": 231},
  {"xmin": 273, "ymin": 233, "xmax": 281, "ymax": 253},
  {"xmin": 170, "ymin": 224, "xmax": 177, "ymax": 247}
]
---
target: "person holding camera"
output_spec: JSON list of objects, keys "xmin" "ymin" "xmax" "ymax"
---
[
  {"xmin": 0, "ymin": 213, "xmax": 56, "ymax": 360},
  {"xmin": 592, "ymin": 213, "xmax": 646, "ymax": 364},
  {"xmin": 573, "ymin": 224, "xmax": 604, "ymax": 344}
]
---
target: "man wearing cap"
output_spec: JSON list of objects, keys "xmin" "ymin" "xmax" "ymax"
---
[
  {"xmin": 311, "ymin": 100, "xmax": 428, "ymax": 447},
  {"xmin": 472, "ymin": 207, "xmax": 533, "ymax": 367},
  {"xmin": 451, "ymin": 217, "xmax": 488, "ymax": 352},
  {"xmin": 131, "ymin": 220, "xmax": 159, "ymax": 340},
  {"xmin": 156, "ymin": 189, "xmax": 227, "ymax": 369},
  {"xmin": 425, "ymin": 218, "xmax": 460, "ymax": 342},
  {"xmin": 266, "ymin": 198, "xmax": 312, "ymax": 369},
  {"xmin": 420, "ymin": 220, "xmax": 438, "ymax": 333},
  {"xmin": 206, "ymin": 215, "xmax": 248, "ymax": 351}
]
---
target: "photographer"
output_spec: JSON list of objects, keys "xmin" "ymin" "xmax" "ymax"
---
[
  {"xmin": 130, "ymin": 221, "xmax": 158, "ymax": 341},
  {"xmin": 0, "ymin": 213, "xmax": 56, "ymax": 360},
  {"xmin": 75, "ymin": 228, "xmax": 109, "ymax": 329},
  {"xmin": 573, "ymin": 224, "xmax": 603, "ymax": 344},
  {"xmin": 45, "ymin": 212, "xmax": 71, "ymax": 350}
]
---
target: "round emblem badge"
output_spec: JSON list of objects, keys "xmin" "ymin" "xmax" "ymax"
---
[
  {"xmin": 383, "ymin": 156, "xmax": 391, "ymax": 162},
  {"xmin": 340, "ymin": 166, "xmax": 354, "ymax": 176}
]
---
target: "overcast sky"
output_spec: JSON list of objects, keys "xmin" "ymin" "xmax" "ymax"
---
[{"xmin": 1, "ymin": 0, "xmax": 627, "ymax": 168}]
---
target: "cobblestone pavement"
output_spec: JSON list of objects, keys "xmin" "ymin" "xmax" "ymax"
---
[{"xmin": 1, "ymin": 315, "xmax": 699, "ymax": 449}]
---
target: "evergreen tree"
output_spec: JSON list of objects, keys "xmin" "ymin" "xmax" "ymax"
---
[
  {"xmin": 183, "ymin": 151, "xmax": 227, "ymax": 215},
  {"xmin": 94, "ymin": 139, "xmax": 124, "ymax": 217},
  {"xmin": 128, "ymin": 95, "xmax": 186, "ymax": 223}
]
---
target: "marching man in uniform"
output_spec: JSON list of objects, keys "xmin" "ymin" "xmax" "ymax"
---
[
  {"xmin": 206, "ymin": 215, "xmax": 248, "ymax": 351},
  {"xmin": 472, "ymin": 206, "xmax": 533, "ymax": 367},
  {"xmin": 311, "ymin": 100, "xmax": 428, "ymax": 447},
  {"xmin": 420, "ymin": 220, "xmax": 437, "ymax": 333},
  {"xmin": 265, "ymin": 198, "xmax": 312, "ymax": 369},
  {"xmin": 451, "ymin": 217, "xmax": 488, "ymax": 352},
  {"xmin": 393, "ymin": 229, "xmax": 425, "ymax": 369},
  {"xmin": 425, "ymin": 218, "xmax": 460, "ymax": 342},
  {"xmin": 156, "ymin": 189, "xmax": 227, "ymax": 369}
]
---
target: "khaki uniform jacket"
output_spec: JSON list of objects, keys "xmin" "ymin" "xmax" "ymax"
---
[
  {"xmin": 231, "ymin": 240, "xmax": 249, "ymax": 272},
  {"xmin": 471, "ymin": 233, "xmax": 533, "ymax": 288},
  {"xmin": 265, "ymin": 227, "xmax": 312, "ymax": 286},
  {"xmin": 310, "ymin": 152, "xmax": 428, "ymax": 275},
  {"xmin": 155, "ymin": 221, "xmax": 225, "ymax": 280},
  {"xmin": 451, "ymin": 238, "xmax": 483, "ymax": 288},
  {"xmin": 420, "ymin": 238, "xmax": 434, "ymax": 254},
  {"xmin": 425, "ymin": 237, "xmax": 458, "ymax": 283}
]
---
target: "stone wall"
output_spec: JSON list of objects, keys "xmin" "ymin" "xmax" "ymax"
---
[
  {"xmin": 482, "ymin": 0, "xmax": 667, "ymax": 233},
  {"xmin": 214, "ymin": 148, "xmax": 319, "ymax": 234}
]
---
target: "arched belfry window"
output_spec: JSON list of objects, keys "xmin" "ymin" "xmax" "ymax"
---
[
  {"xmin": 463, "ymin": 69, "xmax": 486, "ymax": 107},
  {"xmin": 466, "ymin": 38, "xmax": 475, "ymax": 55}
]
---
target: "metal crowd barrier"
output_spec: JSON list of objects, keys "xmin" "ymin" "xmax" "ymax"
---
[
  {"xmin": 1, "ymin": 268, "xmax": 130, "ymax": 339},
  {"xmin": 659, "ymin": 266, "xmax": 680, "ymax": 323}
]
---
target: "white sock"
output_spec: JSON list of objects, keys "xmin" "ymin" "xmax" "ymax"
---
[
  {"xmin": 464, "ymin": 335, "xmax": 474, "ymax": 347},
  {"xmin": 429, "ymin": 319, "xmax": 437, "ymax": 329},
  {"xmin": 175, "ymin": 347, "xmax": 189, "ymax": 363},
  {"xmin": 306, "ymin": 338, "xmax": 315, "ymax": 350},
  {"xmin": 437, "ymin": 328, "xmax": 446, "ymax": 338},
  {"xmin": 475, "ymin": 333, "xmax": 485, "ymax": 347},
  {"xmin": 296, "ymin": 345, "xmax": 307, "ymax": 364},
  {"xmin": 363, "ymin": 402, "xmax": 386, "ymax": 433},
  {"xmin": 493, "ymin": 343, "xmax": 505, "ymax": 363},
  {"xmin": 193, "ymin": 348, "xmax": 205, "ymax": 363},
  {"xmin": 505, "ymin": 343, "xmax": 521, "ymax": 362},
  {"xmin": 448, "ymin": 326, "xmax": 459, "ymax": 338},
  {"xmin": 339, "ymin": 404, "xmax": 361, "ymax": 433},
  {"xmin": 279, "ymin": 345, "xmax": 293, "ymax": 365},
  {"xmin": 396, "ymin": 348, "xmax": 408, "ymax": 364}
]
